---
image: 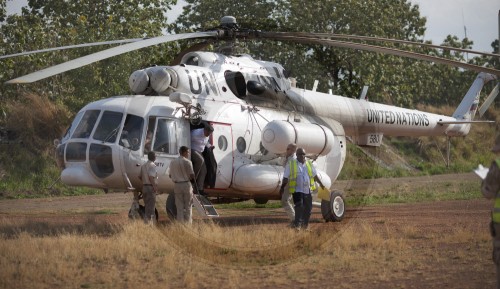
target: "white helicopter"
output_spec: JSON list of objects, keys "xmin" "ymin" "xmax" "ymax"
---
[{"xmin": 4, "ymin": 16, "xmax": 500, "ymax": 222}]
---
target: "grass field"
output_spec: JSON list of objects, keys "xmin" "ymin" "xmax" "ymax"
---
[{"xmin": 0, "ymin": 174, "xmax": 495, "ymax": 289}]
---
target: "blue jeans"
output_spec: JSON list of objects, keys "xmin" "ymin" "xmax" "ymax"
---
[{"xmin": 292, "ymin": 192, "xmax": 312, "ymax": 228}]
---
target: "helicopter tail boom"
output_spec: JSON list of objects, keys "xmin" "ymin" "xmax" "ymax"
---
[{"xmin": 452, "ymin": 72, "xmax": 497, "ymax": 121}]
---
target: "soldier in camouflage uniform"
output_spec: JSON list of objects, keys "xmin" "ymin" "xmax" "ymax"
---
[{"xmin": 482, "ymin": 135, "xmax": 500, "ymax": 288}]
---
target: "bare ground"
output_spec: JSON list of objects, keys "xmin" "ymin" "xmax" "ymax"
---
[{"xmin": 0, "ymin": 172, "xmax": 495, "ymax": 288}]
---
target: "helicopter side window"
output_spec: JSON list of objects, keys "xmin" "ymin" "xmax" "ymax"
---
[
  {"xmin": 119, "ymin": 114, "xmax": 144, "ymax": 151},
  {"xmin": 224, "ymin": 71, "xmax": 246, "ymax": 99},
  {"xmin": 152, "ymin": 118, "xmax": 177, "ymax": 154},
  {"xmin": 93, "ymin": 111, "xmax": 124, "ymax": 143},
  {"xmin": 72, "ymin": 110, "xmax": 100, "ymax": 139},
  {"xmin": 144, "ymin": 117, "xmax": 156, "ymax": 154}
]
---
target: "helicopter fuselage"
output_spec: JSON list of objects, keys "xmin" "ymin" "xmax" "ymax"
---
[{"xmin": 55, "ymin": 51, "xmax": 483, "ymax": 202}]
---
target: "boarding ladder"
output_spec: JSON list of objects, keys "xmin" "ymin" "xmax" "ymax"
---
[{"xmin": 193, "ymin": 194, "xmax": 219, "ymax": 217}]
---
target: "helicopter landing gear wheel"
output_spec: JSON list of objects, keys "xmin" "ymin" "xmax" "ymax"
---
[
  {"xmin": 166, "ymin": 193, "xmax": 177, "ymax": 220},
  {"xmin": 321, "ymin": 191, "xmax": 345, "ymax": 222},
  {"xmin": 137, "ymin": 205, "xmax": 159, "ymax": 222}
]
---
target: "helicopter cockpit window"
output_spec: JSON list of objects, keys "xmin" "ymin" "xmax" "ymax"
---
[
  {"xmin": 185, "ymin": 56, "xmax": 199, "ymax": 66},
  {"xmin": 119, "ymin": 114, "xmax": 144, "ymax": 151},
  {"xmin": 72, "ymin": 110, "xmax": 100, "ymax": 139},
  {"xmin": 224, "ymin": 71, "xmax": 246, "ymax": 99},
  {"xmin": 63, "ymin": 111, "xmax": 84, "ymax": 141},
  {"xmin": 93, "ymin": 111, "xmax": 124, "ymax": 143},
  {"xmin": 152, "ymin": 118, "xmax": 177, "ymax": 154}
]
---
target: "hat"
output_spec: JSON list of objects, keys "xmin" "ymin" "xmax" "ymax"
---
[{"xmin": 492, "ymin": 134, "xmax": 500, "ymax": 153}]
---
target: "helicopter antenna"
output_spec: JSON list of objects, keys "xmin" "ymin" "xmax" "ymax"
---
[{"xmin": 462, "ymin": 9, "xmax": 468, "ymax": 61}]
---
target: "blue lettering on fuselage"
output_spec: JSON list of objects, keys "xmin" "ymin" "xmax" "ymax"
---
[
  {"xmin": 185, "ymin": 69, "xmax": 219, "ymax": 96},
  {"xmin": 366, "ymin": 109, "xmax": 429, "ymax": 127}
]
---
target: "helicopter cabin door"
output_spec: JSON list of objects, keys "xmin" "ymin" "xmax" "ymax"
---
[{"xmin": 210, "ymin": 123, "xmax": 233, "ymax": 190}]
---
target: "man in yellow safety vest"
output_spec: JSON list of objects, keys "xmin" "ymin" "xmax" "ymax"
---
[
  {"xmin": 280, "ymin": 148, "xmax": 325, "ymax": 229},
  {"xmin": 482, "ymin": 134, "xmax": 500, "ymax": 288}
]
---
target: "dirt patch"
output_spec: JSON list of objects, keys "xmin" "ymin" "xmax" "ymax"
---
[{"xmin": 0, "ymin": 173, "xmax": 495, "ymax": 288}]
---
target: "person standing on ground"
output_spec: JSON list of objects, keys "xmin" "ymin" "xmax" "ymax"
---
[
  {"xmin": 482, "ymin": 135, "xmax": 500, "ymax": 289},
  {"xmin": 139, "ymin": 151, "xmax": 158, "ymax": 224},
  {"xmin": 169, "ymin": 146, "xmax": 196, "ymax": 224},
  {"xmin": 190, "ymin": 123, "xmax": 214, "ymax": 196},
  {"xmin": 282, "ymin": 143, "xmax": 297, "ymax": 222},
  {"xmin": 280, "ymin": 148, "xmax": 325, "ymax": 229}
]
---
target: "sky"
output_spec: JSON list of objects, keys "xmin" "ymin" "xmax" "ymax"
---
[{"xmin": 6, "ymin": 0, "xmax": 500, "ymax": 52}]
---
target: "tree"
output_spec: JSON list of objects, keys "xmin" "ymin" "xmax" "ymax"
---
[
  {"xmin": 1, "ymin": 0, "xmax": 177, "ymax": 113},
  {"xmin": 0, "ymin": 0, "xmax": 5, "ymax": 22},
  {"xmin": 174, "ymin": 0, "xmax": 490, "ymax": 108}
]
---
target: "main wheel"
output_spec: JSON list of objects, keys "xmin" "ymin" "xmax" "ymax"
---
[
  {"xmin": 254, "ymin": 198, "xmax": 268, "ymax": 205},
  {"xmin": 165, "ymin": 193, "xmax": 177, "ymax": 220},
  {"xmin": 321, "ymin": 191, "xmax": 345, "ymax": 222},
  {"xmin": 138, "ymin": 205, "xmax": 159, "ymax": 222}
]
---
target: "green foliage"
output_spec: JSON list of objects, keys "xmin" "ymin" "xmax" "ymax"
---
[
  {"xmin": 0, "ymin": 144, "xmax": 100, "ymax": 198},
  {"xmin": 175, "ymin": 0, "xmax": 498, "ymax": 108},
  {"xmin": 1, "ymin": 0, "xmax": 177, "ymax": 114},
  {"xmin": 0, "ymin": 1, "xmax": 498, "ymax": 198},
  {"xmin": 0, "ymin": 0, "xmax": 5, "ymax": 22}
]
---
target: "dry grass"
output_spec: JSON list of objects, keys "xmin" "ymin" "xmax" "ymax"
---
[
  {"xmin": 5, "ymin": 93, "xmax": 71, "ymax": 151},
  {"xmin": 0, "ymin": 215, "xmax": 492, "ymax": 289}
]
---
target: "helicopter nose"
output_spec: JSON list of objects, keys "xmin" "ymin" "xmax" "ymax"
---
[{"xmin": 61, "ymin": 165, "xmax": 105, "ymax": 187}]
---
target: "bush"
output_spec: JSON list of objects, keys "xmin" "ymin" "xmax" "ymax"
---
[{"xmin": 4, "ymin": 93, "xmax": 72, "ymax": 153}]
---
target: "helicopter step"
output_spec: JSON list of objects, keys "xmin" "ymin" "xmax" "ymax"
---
[{"xmin": 193, "ymin": 194, "xmax": 219, "ymax": 218}]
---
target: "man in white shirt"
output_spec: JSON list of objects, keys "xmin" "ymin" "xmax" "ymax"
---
[
  {"xmin": 280, "ymin": 148, "xmax": 325, "ymax": 229},
  {"xmin": 190, "ymin": 123, "xmax": 214, "ymax": 195},
  {"xmin": 282, "ymin": 143, "xmax": 297, "ymax": 222},
  {"xmin": 139, "ymin": 151, "xmax": 158, "ymax": 224},
  {"xmin": 169, "ymin": 146, "xmax": 196, "ymax": 224}
]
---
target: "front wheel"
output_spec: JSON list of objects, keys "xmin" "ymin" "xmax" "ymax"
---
[
  {"xmin": 321, "ymin": 191, "xmax": 345, "ymax": 222},
  {"xmin": 165, "ymin": 193, "xmax": 177, "ymax": 220}
]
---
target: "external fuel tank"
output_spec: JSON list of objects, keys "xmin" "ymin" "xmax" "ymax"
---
[{"xmin": 261, "ymin": 120, "xmax": 335, "ymax": 156}]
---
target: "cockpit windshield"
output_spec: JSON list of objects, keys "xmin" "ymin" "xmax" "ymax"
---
[
  {"xmin": 72, "ymin": 110, "xmax": 100, "ymax": 139},
  {"xmin": 93, "ymin": 111, "xmax": 123, "ymax": 143},
  {"xmin": 62, "ymin": 111, "xmax": 84, "ymax": 141}
]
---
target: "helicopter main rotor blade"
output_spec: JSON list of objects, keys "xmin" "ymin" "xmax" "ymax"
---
[
  {"xmin": 6, "ymin": 31, "xmax": 218, "ymax": 84},
  {"xmin": 0, "ymin": 38, "xmax": 147, "ymax": 60},
  {"xmin": 260, "ymin": 33, "xmax": 500, "ymax": 76},
  {"xmin": 479, "ymin": 82, "xmax": 500, "ymax": 117},
  {"xmin": 282, "ymin": 32, "xmax": 499, "ymax": 58}
]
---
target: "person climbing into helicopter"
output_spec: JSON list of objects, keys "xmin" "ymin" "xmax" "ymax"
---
[{"xmin": 190, "ymin": 122, "xmax": 214, "ymax": 196}]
